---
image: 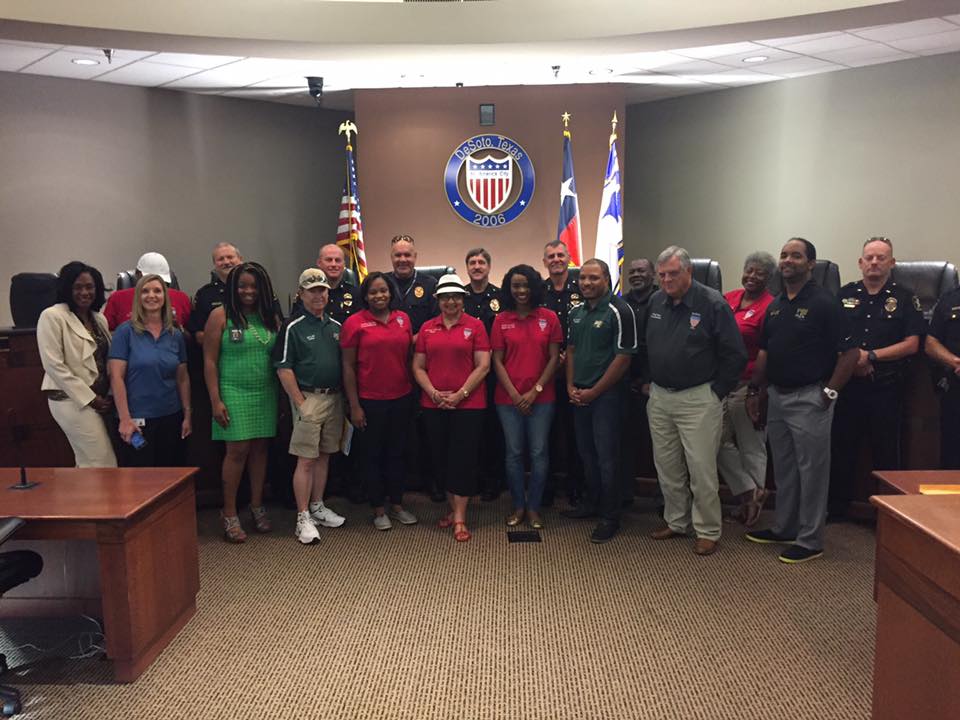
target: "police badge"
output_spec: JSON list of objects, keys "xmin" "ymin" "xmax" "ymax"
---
[
  {"xmin": 414, "ymin": 286, "xmax": 424, "ymax": 299},
  {"xmin": 489, "ymin": 298, "xmax": 500, "ymax": 312},
  {"xmin": 884, "ymin": 297, "xmax": 898, "ymax": 313}
]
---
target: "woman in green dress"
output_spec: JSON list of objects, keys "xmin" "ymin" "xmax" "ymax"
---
[{"xmin": 203, "ymin": 262, "xmax": 282, "ymax": 543}]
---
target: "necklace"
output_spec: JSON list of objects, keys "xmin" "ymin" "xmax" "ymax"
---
[{"xmin": 246, "ymin": 320, "xmax": 273, "ymax": 346}]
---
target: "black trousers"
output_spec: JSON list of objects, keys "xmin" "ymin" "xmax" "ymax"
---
[
  {"xmin": 940, "ymin": 384, "xmax": 960, "ymax": 469},
  {"xmin": 0, "ymin": 550, "xmax": 43, "ymax": 595},
  {"xmin": 829, "ymin": 379, "xmax": 902, "ymax": 512},
  {"xmin": 546, "ymin": 379, "xmax": 584, "ymax": 501},
  {"xmin": 618, "ymin": 389, "xmax": 654, "ymax": 501},
  {"xmin": 118, "ymin": 411, "xmax": 185, "ymax": 468},
  {"xmin": 422, "ymin": 409, "xmax": 484, "ymax": 497},
  {"xmin": 358, "ymin": 396, "xmax": 412, "ymax": 507}
]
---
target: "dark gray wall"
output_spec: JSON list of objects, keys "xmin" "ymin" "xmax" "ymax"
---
[
  {"xmin": 624, "ymin": 52, "xmax": 960, "ymax": 290},
  {"xmin": 0, "ymin": 71, "xmax": 348, "ymax": 324}
]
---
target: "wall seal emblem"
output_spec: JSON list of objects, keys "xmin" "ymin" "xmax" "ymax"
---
[{"xmin": 444, "ymin": 134, "xmax": 535, "ymax": 227}]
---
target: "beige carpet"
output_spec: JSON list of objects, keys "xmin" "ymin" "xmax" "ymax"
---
[{"xmin": 1, "ymin": 496, "xmax": 876, "ymax": 719}]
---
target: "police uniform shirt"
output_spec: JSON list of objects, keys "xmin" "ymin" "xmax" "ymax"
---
[
  {"xmin": 188, "ymin": 274, "xmax": 226, "ymax": 334},
  {"xmin": 568, "ymin": 293, "xmax": 637, "ymax": 388},
  {"xmin": 290, "ymin": 281, "xmax": 359, "ymax": 325},
  {"xmin": 928, "ymin": 287, "xmax": 960, "ymax": 354},
  {"xmin": 463, "ymin": 283, "xmax": 502, "ymax": 334},
  {"xmin": 646, "ymin": 280, "xmax": 747, "ymax": 399},
  {"xmin": 386, "ymin": 271, "xmax": 438, "ymax": 334},
  {"xmin": 625, "ymin": 285, "xmax": 656, "ymax": 382},
  {"xmin": 760, "ymin": 280, "xmax": 855, "ymax": 389},
  {"xmin": 272, "ymin": 311, "xmax": 342, "ymax": 390},
  {"xmin": 839, "ymin": 279, "xmax": 925, "ymax": 382},
  {"xmin": 541, "ymin": 275, "xmax": 583, "ymax": 349}
]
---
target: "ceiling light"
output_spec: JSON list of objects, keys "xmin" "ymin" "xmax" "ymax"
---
[
  {"xmin": 71, "ymin": 57, "xmax": 100, "ymax": 66},
  {"xmin": 741, "ymin": 55, "xmax": 768, "ymax": 64}
]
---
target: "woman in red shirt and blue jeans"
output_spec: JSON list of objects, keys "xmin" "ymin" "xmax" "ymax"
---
[{"xmin": 491, "ymin": 265, "xmax": 562, "ymax": 529}]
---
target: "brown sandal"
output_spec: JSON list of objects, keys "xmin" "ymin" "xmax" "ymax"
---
[
  {"xmin": 453, "ymin": 521, "xmax": 471, "ymax": 542},
  {"xmin": 437, "ymin": 513, "xmax": 454, "ymax": 529}
]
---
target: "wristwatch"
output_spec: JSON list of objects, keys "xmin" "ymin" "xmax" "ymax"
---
[
  {"xmin": 867, "ymin": 350, "xmax": 878, "ymax": 363},
  {"xmin": 823, "ymin": 387, "xmax": 839, "ymax": 401},
  {"xmin": 461, "ymin": 389, "xmax": 470, "ymax": 399},
  {"xmin": 534, "ymin": 383, "xmax": 543, "ymax": 393}
]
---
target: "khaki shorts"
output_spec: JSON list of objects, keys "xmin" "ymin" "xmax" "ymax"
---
[{"xmin": 289, "ymin": 391, "xmax": 344, "ymax": 458}]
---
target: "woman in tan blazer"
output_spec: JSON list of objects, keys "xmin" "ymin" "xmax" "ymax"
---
[{"xmin": 36, "ymin": 262, "xmax": 117, "ymax": 467}]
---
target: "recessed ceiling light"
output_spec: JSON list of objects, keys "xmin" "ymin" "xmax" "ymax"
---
[
  {"xmin": 71, "ymin": 57, "xmax": 100, "ymax": 66},
  {"xmin": 741, "ymin": 55, "xmax": 768, "ymax": 64}
]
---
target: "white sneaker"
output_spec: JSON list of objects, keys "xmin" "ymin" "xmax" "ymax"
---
[
  {"xmin": 296, "ymin": 512, "xmax": 320, "ymax": 544},
  {"xmin": 373, "ymin": 514, "xmax": 392, "ymax": 531},
  {"xmin": 309, "ymin": 501, "xmax": 345, "ymax": 528}
]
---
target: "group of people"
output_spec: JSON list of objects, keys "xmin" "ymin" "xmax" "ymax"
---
[{"xmin": 36, "ymin": 233, "xmax": 954, "ymax": 561}]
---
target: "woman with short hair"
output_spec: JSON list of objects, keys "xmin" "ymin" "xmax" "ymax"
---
[
  {"xmin": 719, "ymin": 252, "xmax": 777, "ymax": 526},
  {"xmin": 37, "ymin": 261, "xmax": 117, "ymax": 468},
  {"xmin": 109, "ymin": 274, "xmax": 191, "ymax": 467},
  {"xmin": 491, "ymin": 264, "xmax": 562, "ymax": 529},
  {"xmin": 203, "ymin": 262, "xmax": 282, "ymax": 542},
  {"xmin": 341, "ymin": 271, "xmax": 418, "ymax": 531},
  {"xmin": 412, "ymin": 274, "xmax": 491, "ymax": 542}
]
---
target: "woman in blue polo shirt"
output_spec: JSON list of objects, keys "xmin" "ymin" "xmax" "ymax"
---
[{"xmin": 109, "ymin": 274, "xmax": 192, "ymax": 467}]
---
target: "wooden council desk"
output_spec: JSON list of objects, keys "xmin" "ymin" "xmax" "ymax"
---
[
  {"xmin": 872, "ymin": 469, "xmax": 960, "ymax": 495},
  {"xmin": 0, "ymin": 467, "xmax": 200, "ymax": 682},
  {"xmin": 869, "ymin": 494, "xmax": 960, "ymax": 720}
]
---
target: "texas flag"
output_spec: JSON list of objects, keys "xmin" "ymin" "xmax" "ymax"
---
[
  {"xmin": 556, "ymin": 131, "xmax": 583, "ymax": 267},
  {"xmin": 595, "ymin": 133, "xmax": 624, "ymax": 294}
]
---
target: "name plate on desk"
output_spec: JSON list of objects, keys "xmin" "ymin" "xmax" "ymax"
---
[{"xmin": 919, "ymin": 484, "xmax": 960, "ymax": 494}]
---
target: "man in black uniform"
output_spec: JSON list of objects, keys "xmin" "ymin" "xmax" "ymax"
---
[
  {"xmin": 289, "ymin": 244, "xmax": 360, "ymax": 325},
  {"xmin": 925, "ymin": 282, "xmax": 960, "ymax": 468},
  {"xmin": 621, "ymin": 258, "xmax": 657, "ymax": 505},
  {"xmin": 541, "ymin": 239, "xmax": 584, "ymax": 506},
  {"xmin": 462, "ymin": 247, "xmax": 504, "ymax": 501},
  {"xmin": 829, "ymin": 237, "xmax": 924, "ymax": 518},
  {"xmin": 189, "ymin": 242, "xmax": 244, "ymax": 344},
  {"xmin": 384, "ymin": 234, "xmax": 441, "ymax": 499},
  {"xmin": 385, "ymin": 235, "xmax": 438, "ymax": 337}
]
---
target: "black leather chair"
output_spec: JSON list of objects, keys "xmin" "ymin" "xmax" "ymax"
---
[
  {"xmin": 9, "ymin": 274, "xmax": 58, "ymax": 328},
  {"xmin": 691, "ymin": 258, "xmax": 722, "ymax": 292},
  {"xmin": 342, "ymin": 268, "xmax": 358, "ymax": 287},
  {"xmin": 891, "ymin": 261, "xmax": 960, "ymax": 319},
  {"xmin": 416, "ymin": 265, "xmax": 455, "ymax": 280},
  {"xmin": 768, "ymin": 259, "xmax": 841, "ymax": 296},
  {"xmin": 0, "ymin": 518, "xmax": 43, "ymax": 717},
  {"xmin": 116, "ymin": 270, "xmax": 180, "ymax": 291}
]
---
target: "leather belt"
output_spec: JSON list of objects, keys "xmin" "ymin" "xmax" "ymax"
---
[{"xmin": 298, "ymin": 385, "xmax": 340, "ymax": 395}]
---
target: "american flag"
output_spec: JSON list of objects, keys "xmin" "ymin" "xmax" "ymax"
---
[{"xmin": 336, "ymin": 143, "xmax": 368, "ymax": 282}]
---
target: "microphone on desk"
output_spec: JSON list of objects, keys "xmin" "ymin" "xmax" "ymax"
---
[{"xmin": 7, "ymin": 409, "xmax": 40, "ymax": 490}]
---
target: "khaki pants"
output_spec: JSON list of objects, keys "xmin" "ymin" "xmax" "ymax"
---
[
  {"xmin": 47, "ymin": 399, "xmax": 117, "ymax": 468},
  {"xmin": 647, "ymin": 382, "xmax": 722, "ymax": 540},
  {"xmin": 717, "ymin": 383, "xmax": 768, "ymax": 497}
]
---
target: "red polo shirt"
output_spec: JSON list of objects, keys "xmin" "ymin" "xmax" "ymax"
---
[
  {"xmin": 103, "ymin": 287, "xmax": 193, "ymax": 331},
  {"xmin": 490, "ymin": 308, "xmax": 562, "ymax": 405},
  {"xmin": 725, "ymin": 288, "xmax": 775, "ymax": 380},
  {"xmin": 340, "ymin": 310, "xmax": 413, "ymax": 400},
  {"xmin": 415, "ymin": 313, "xmax": 490, "ymax": 410}
]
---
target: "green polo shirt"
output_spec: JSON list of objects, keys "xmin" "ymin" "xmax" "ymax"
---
[
  {"xmin": 568, "ymin": 294, "xmax": 637, "ymax": 388},
  {"xmin": 272, "ymin": 311, "xmax": 342, "ymax": 389}
]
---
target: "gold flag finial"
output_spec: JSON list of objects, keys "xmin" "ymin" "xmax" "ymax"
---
[
  {"xmin": 338, "ymin": 120, "xmax": 358, "ymax": 146},
  {"xmin": 561, "ymin": 111, "xmax": 571, "ymax": 138},
  {"xmin": 609, "ymin": 111, "xmax": 618, "ymax": 145}
]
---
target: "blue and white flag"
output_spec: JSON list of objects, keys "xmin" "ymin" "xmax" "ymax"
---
[{"xmin": 595, "ymin": 122, "xmax": 624, "ymax": 294}]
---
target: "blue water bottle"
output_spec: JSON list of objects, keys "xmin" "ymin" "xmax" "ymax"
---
[{"xmin": 130, "ymin": 431, "xmax": 147, "ymax": 450}]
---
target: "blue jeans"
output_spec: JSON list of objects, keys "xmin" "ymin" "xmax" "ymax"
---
[
  {"xmin": 496, "ymin": 403, "xmax": 555, "ymax": 512},
  {"xmin": 573, "ymin": 386, "xmax": 624, "ymax": 522}
]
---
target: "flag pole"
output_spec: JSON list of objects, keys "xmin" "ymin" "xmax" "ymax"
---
[{"xmin": 338, "ymin": 120, "xmax": 360, "ymax": 274}]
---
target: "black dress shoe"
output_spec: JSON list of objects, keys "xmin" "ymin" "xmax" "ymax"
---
[
  {"xmin": 590, "ymin": 521, "xmax": 619, "ymax": 544},
  {"xmin": 562, "ymin": 505, "xmax": 597, "ymax": 519}
]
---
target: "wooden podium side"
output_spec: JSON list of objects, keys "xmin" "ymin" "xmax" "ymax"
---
[{"xmin": 870, "ymin": 494, "xmax": 960, "ymax": 720}]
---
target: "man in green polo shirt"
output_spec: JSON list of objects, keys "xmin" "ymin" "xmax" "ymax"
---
[
  {"xmin": 274, "ymin": 268, "xmax": 347, "ymax": 545},
  {"xmin": 564, "ymin": 258, "xmax": 637, "ymax": 543}
]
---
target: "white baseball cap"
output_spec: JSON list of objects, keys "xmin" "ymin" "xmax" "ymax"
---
[
  {"xmin": 136, "ymin": 252, "xmax": 172, "ymax": 283},
  {"xmin": 299, "ymin": 268, "xmax": 331, "ymax": 290}
]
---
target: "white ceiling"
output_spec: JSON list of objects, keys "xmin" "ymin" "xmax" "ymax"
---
[{"xmin": 1, "ymin": 14, "xmax": 960, "ymax": 108}]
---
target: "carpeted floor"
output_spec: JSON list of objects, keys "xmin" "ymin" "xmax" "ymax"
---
[{"xmin": 1, "ymin": 495, "xmax": 876, "ymax": 720}]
